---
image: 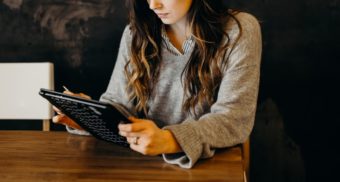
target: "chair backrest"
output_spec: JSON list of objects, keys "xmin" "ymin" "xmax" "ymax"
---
[
  {"xmin": 0, "ymin": 62, "xmax": 54, "ymax": 130},
  {"xmin": 242, "ymin": 138, "xmax": 250, "ymax": 181}
]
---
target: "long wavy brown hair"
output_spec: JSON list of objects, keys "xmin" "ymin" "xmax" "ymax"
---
[{"xmin": 125, "ymin": 0, "xmax": 242, "ymax": 115}]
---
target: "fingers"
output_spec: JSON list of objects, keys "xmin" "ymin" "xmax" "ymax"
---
[
  {"xmin": 126, "ymin": 136, "xmax": 149, "ymax": 155},
  {"xmin": 79, "ymin": 93, "xmax": 91, "ymax": 99},
  {"xmin": 119, "ymin": 117, "xmax": 147, "ymax": 132},
  {"xmin": 129, "ymin": 143, "xmax": 148, "ymax": 155},
  {"xmin": 128, "ymin": 139, "xmax": 158, "ymax": 156},
  {"xmin": 63, "ymin": 90, "xmax": 74, "ymax": 95},
  {"xmin": 52, "ymin": 114, "xmax": 65, "ymax": 124},
  {"xmin": 51, "ymin": 89, "xmax": 90, "ymax": 131},
  {"xmin": 118, "ymin": 122, "xmax": 145, "ymax": 133},
  {"xmin": 52, "ymin": 105, "xmax": 82, "ymax": 130},
  {"xmin": 119, "ymin": 130, "xmax": 141, "ymax": 138},
  {"xmin": 63, "ymin": 90, "xmax": 91, "ymax": 100},
  {"xmin": 118, "ymin": 118, "xmax": 156, "ymax": 140},
  {"xmin": 118, "ymin": 119, "xmax": 145, "ymax": 140},
  {"xmin": 52, "ymin": 106, "xmax": 62, "ymax": 114},
  {"xmin": 126, "ymin": 136, "xmax": 142, "ymax": 144},
  {"xmin": 118, "ymin": 118, "xmax": 163, "ymax": 155},
  {"xmin": 52, "ymin": 114, "xmax": 83, "ymax": 130}
]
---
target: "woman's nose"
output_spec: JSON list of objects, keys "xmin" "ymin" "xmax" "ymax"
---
[{"xmin": 148, "ymin": 0, "xmax": 162, "ymax": 10}]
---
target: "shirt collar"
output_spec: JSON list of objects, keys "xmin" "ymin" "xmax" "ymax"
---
[{"xmin": 161, "ymin": 25, "xmax": 195, "ymax": 56}]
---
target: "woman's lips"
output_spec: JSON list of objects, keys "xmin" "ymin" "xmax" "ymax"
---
[{"xmin": 156, "ymin": 13, "xmax": 169, "ymax": 19}]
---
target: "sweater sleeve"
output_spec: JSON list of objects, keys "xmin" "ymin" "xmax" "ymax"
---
[
  {"xmin": 99, "ymin": 25, "xmax": 135, "ymax": 114},
  {"xmin": 162, "ymin": 13, "xmax": 262, "ymax": 168}
]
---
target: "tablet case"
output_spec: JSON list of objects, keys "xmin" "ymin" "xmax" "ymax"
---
[{"xmin": 39, "ymin": 88, "xmax": 131, "ymax": 147}]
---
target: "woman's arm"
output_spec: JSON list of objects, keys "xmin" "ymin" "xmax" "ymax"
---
[
  {"xmin": 163, "ymin": 12, "xmax": 262, "ymax": 168},
  {"xmin": 99, "ymin": 26, "xmax": 137, "ymax": 115}
]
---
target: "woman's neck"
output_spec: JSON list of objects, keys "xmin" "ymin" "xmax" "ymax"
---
[{"xmin": 165, "ymin": 20, "xmax": 191, "ymax": 54}]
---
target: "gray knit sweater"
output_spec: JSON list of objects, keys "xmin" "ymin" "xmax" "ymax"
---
[{"xmin": 79, "ymin": 12, "xmax": 261, "ymax": 169}]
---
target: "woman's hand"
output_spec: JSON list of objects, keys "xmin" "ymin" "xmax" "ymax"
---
[
  {"xmin": 118, "ymin": 117, "xmax": 182, "ymax": 156},
  {"xmin": 52, "ymin": 90, "xmax": 91, "ymax": 130}
]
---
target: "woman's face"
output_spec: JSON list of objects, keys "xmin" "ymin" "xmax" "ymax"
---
[{"xmin": 146, "ymin": 0, "xmax": 193, "ymax": 25}]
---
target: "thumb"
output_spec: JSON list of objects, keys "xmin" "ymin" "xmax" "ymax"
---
[{"xmin": 53, "ymin": 115, "xmax": 83, "ymax": 130}]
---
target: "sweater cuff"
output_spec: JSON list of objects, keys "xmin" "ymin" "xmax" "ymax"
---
[
  {"xmin": 66, "ymin": 126, "xmax": 91, "ymax": 136},
  {"xmin": 162, "ymin": 121, "xmax": 202, "ymax": 168}
]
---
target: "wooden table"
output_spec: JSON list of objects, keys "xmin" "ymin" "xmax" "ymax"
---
[{"xmin": 0, "ymin": 131, "xmax": 244, "ymax": 182}]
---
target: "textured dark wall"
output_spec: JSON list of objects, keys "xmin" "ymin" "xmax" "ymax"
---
[
  {"xmin": 0, "ymin": 0, "xmax": 128, "ymax": 99},
  {"xmin": 1, "ymin": 0, "xmax": 339, "ymax": 182}
]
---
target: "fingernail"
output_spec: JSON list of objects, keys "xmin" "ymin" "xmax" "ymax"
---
[{"xmin": 52, "ymin": 117, "xmax": 58, "ymax": 123}]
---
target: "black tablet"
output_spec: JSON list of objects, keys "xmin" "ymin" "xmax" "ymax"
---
[{"xmin": 39, "ymin": 88, "xmax": 131, "ymax": 147}]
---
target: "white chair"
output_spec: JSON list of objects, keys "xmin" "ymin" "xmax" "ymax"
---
[{"xmin": 0, "ymin": 62, "xmax": 54, "ymax": 131}]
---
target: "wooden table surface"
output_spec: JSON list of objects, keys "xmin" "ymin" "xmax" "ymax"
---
[{"xmin": 0, "ymin": 131, "xmax": 244, "ymax": 182}]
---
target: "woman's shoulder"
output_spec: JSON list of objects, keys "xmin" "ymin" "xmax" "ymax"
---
[
  {"xmin": 222, "ymin": 11, "xmax": 262, "ymax": 71},
  {"xmin": 121, "ymin": 25, "xmax": 133, "ymax": 42},
  {"xmin": 233, "ymin": 12, "xmax": 260, "ymax": 26},
  {"xmin": 225, "ymin": 11, "xmax": 261, "ymax": 43},
  {"xmin": 118, "ymin": 25, "xmax": 133, "ymax": 51},
  {"xmin": 226, "ymin": 12, "xmax": 260, "ymax": 33}
]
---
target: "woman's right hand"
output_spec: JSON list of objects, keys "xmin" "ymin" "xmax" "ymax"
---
[{"xmin": 52, "ymin": 90, "xmax": 91, "ymax": 130}]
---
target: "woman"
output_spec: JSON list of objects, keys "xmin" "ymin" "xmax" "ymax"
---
[{"xmin": 53, "ymin": 0, "xmax": 262, "ymax": 168}]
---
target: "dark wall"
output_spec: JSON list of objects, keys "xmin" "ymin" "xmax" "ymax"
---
[
  {"xmin": 0, "ymin": 0, "xmax": 128, "ymax": 99},
  {"xmin": 227, "ymin": 1, "xmax": 339, "ymax": 182},
  {"xmin": 1, "ymin": 0, "xmax": 339, "ymax": 182}
]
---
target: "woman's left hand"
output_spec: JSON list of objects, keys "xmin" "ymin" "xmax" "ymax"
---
[{"xmin": 118, "ymin": 117, "xmax": 182, "ymax": 156}]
